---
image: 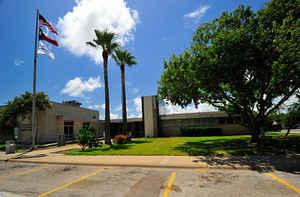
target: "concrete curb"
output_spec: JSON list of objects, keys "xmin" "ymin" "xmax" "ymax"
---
[{"xmin": 2, "ymin": 158, "xmax": 266, "ymax": 170}]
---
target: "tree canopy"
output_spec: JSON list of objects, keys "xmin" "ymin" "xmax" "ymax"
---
[
  {"xmin": 0, "ymin": 91, "xmax": 51, "ymax": 141},
  {"xmin": 158, "ymin": 0, "xmax": 300, "ymax": 142}
]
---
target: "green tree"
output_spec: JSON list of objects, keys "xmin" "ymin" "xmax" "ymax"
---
[
  {"xmin": 158, "ymin": 0, "xmax": 299, "ymax": 143},
  {"xmin": 86, "ymin": 29, "xmax": 120, "ymax": 145},
  {"xmin": 0, "ymin": 91, "xmax": 51, "ymax": 142},
  {"xmin": 112, "ymin": 49, "xmax": 137, "ymax": 134},
  {"xmin": 78, "ymin": 126, "xmax": 98, "ymax": 151}
]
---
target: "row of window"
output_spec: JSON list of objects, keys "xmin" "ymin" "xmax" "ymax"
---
[{"xmin": 218, "ymin": 117, "xmax": 242, "ymax": 125}]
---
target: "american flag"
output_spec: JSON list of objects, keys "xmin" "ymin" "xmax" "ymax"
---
[{"xmin": 39, "ymin": 14, "xmax": 58, "ymax": 35}]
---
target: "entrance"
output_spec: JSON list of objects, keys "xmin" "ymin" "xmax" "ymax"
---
[{"xmin": 64, "ymin": 121, "xmax": 74, "ymax": 140}]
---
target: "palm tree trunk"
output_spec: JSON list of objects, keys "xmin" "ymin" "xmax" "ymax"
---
[
  {"xmin": 121, "ymin": 64, "xmax": 128, "ymax": 135},
  {"xmin": 103, "ymin": 52, "xmax": 111, "ymax": 145}
]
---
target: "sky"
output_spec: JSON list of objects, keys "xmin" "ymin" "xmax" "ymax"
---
[{"xmin": 0, "ymin": 0, "xmax": 270, "ymax": 119}]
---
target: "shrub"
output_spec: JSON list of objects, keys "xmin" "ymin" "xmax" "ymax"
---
[
  {"xmin": 78, "ymin": 126, "xmax": 99, "ymax": 151},
  {"xmin": 181, "ymin": 126, "xmax": 223, "ymax": 137},
  {"xmin": 113, "ymin": 134, "xmax": 131, "ymax": 144}
]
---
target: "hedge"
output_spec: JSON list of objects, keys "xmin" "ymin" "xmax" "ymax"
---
[{"xmin": 181, "ymin": 126, "xmax": 223, "ymax": 136}]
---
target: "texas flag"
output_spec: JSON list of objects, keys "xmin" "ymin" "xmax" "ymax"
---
[{"xmin": 39, "ymin": 28, "xmax": 59, "ymax": 47}]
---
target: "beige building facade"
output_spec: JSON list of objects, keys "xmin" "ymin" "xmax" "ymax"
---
[
  {"xmin": 2, "ymin": 96, "xmax": 249, "ymax": 145},
  {"xmin": 17, "ymin": 101, "xmax": 99, "ymax": 145},
  {"xmin": 110, "ymin": 95, "xmax": 249, "ymax": 137},
  {"xmin": 159, "ymin": 112, "xmax": 248, "ymax": 136}
]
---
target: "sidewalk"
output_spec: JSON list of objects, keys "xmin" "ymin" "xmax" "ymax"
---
[{"xmin": 1, "ymin": 144, "xmax": 299, "ymax": 171}]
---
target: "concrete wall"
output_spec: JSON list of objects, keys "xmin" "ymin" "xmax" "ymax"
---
[
  {"xmin": 159, "ymin": 113, "xmax": 249, "ymax": 137},
  {"xmin": 143, "ymin": 96, "xmax": 159, "ymax": 137}
]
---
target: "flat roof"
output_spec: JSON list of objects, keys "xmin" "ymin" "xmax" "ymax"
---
[
  {"xmin": 105, "ymin": 111, "xmax": 238, "ymax": 123},
  {"xmin": 109, "ymin": 118, "xmax": 142, "ymax": 123},
  {"xmin": 160, "ymin": 111, "xmax": 232, "ymax": 120},
  {"xmin": 51, "ymin": 101, "xmax": 99, "ymax": 113}
]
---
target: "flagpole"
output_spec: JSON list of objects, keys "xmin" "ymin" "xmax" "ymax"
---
[{"xmin": 32, "ymin": 8, "xmax": 39, "ymax": 149}]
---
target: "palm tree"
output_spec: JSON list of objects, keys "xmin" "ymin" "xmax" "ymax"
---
[
  {"xmin": 86, "ymin": 29, "xmax": 120, "ymax": 145},
  {"xmin": 112, "ymin": 49, "xmax": 137, "ymax": 134}
]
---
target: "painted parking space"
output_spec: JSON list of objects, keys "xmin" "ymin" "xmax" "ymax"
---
[
  {"xmin": 0, "ymin": 162, "xmax": 47, "ymax": 178},
  {"xmin": 267, "ymin": 171, "xmax": 300, "ymax": 195},
  {"xmin": 37, "ymin": 168, "xmax": 106, "ymax": 197},
  {"xmin": 0, "ymin": 163, "xmax": 110, "ymax": 197},
  {"xmin": 0, "ymin": 162, "xmax": 300, "ymax": 197},
  {"xmin": 0, "ymin": 164, "xmax": 48, "ymax": 181},
  {"xmin": 165, "ymin": 169, "xmax": 300, "ymax": 197}
]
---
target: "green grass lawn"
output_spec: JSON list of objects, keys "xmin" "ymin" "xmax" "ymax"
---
[{"xmin": 65, "ymin": 132, "xmax": 300, "ymax": 156}]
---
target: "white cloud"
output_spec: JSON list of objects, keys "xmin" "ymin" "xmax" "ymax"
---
[
  {"xmin": 57, "ymin": 0, "xmax": 139, "ymax": 63},
  {"xmin": 89, "ymin": 104, "xmax": 120, "ymax": 119},
  {"xmin": 130, "ymin": 87, "xmax": 139, "ymax": 94},
  {"xmin": 126, "ymin": 97, "xmax": 142, "ymax": 118},
  {"xmin": 159, "ymin": 100, "xmax": 216, "ymax": 115},
  {"xmin": 127, "ymin": 114, "xmax": 135, "ymax": 118},
  {"xmin": 127, "ymin": 97, "xmax": 216, "ymax": 118},
  {"xmin": 114, "ymin": 104, "xmax": 122, "ymax": 112},
  {"xmin": 88, "ymin": 104, "xmax": 105, "ymax": 110},
  {"xmin": 184, "ymin": 5, "xmax": 210, "ymax": 23},
  {"xmin": 110, "ymin": 113, "xmax": 121, "ymax": 119},
  {"xmin": 14, "ymin": 58, "xmax": 24, "ymax": 66},
  {"xmin": 133, "ymin": 97, "xmax": 142, "ymax": 116},
  {"xmin": 61, "ymin": 76, "xmax": 102, "ymax": 97}
]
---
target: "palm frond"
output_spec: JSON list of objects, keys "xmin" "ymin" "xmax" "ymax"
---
[
  {"xmin": 92, "ymin": 29, "xmax": 119, "ymax": 55},
  {"xmin": 86, "ymin": 41, "xmax": 97, "ymax": 48},
  {"xmin": 112, "ymin": 49, "xmax": 137, "ymax": 68},
  {"xmin": 112, "ymin": 53, "xmax": 121, "ymax": 66}
]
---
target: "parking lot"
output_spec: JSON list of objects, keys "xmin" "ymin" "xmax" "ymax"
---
[{"xmin": 0, "ymin": 162, "xmax": 299, "ymax": 197}]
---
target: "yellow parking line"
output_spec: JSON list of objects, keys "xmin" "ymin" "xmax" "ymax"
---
[
  {"xmin": 37, "ymin": 168, "xmax": 105, "ymax": 197},
  {"xmin": 163, "ymin": 172, "xmax": 176, "ymax": 197},
  {"xmin": 0, "ymin": 165, "xmax": 48, "ymax": 181},
  {"xmin": 267, "ymin": 173, "xmax": 300, "ymax": 194}
]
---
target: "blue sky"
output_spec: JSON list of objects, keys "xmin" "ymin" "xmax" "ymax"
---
[{"xmin": 0, "ymin": 0, "xmax": 268, "ymax": 119}]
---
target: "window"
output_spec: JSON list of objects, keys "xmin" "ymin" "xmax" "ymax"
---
[
  {"xmin": 83, "ymin": 122, "xmax": 90, "ymax": 128},
  {"xmin": 218, "ymin": 117, "xmax": 226, "ymax": 124}
]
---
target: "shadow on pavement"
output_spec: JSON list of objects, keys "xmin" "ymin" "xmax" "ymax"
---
[
  {"xmin": 173, "ymin": 136, "xmax": 300, "ymax": 174},
  {"xmin": 14, "ymin": 154, "xmax": 48, "ymax": 159},
  {"xmin": 192, "ymin": 155, "xmax": 300, "ymax": 174}
]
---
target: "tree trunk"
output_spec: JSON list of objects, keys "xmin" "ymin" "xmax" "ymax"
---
[
  {"xmin": 103, "ymin": 52, "xmax": 111, "ymax": 145},
  {"xmin": 121, "ymin": 64, "xmax": 128, "ymax": 135},
  {"xmin": 251, "ymin": 130, "xmax": 260, "ymax": 143},
  {"xmin": 285, "ymin": 128, "xmax": 291, "ymax": 137}
]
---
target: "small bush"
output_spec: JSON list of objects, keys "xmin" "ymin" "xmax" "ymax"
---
[
  {"xmin": 181, "ymin": 126, "xmax": 223, "ymax": 137},
  {"xmin": 78, "ymin": 126, "xmax": 99, "ymax": 151},
  {"xmin": 113, "ymin": 134, "xmax": 131, "ymax": 144}
]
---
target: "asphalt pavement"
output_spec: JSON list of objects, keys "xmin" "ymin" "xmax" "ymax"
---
[{"xmin": 0, "ymin": 162, "xmax": 299, "ymax": 197}]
